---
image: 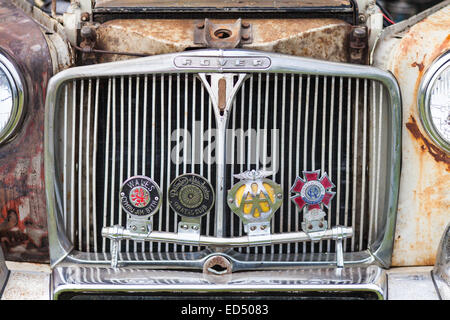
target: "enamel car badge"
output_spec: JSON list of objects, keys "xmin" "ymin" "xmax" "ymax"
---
[
  {"xmin": 120, "ymin": 176, "xmax": 162, "ymax": 218},
  {"xmin": 290, "ymin": 170, "xmax": 335, "ymax": 233},
  {"xmin": 227, "ymin": 169, "xmax": 283, "ymax": 235},
  {"xmin": 168, "ymin": 174, "xmax": 215, "ymax": 219}
]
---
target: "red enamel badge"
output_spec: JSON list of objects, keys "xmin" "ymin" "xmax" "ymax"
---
[{"xmin": 290, "ymin": 170, "xmax": 336, "ymax": 211}]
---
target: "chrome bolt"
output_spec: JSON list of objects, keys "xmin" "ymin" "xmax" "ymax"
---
[
  {"xmin": 181, "ymin": 224, "xmax": 189, "ymax": 230},
  {"xmin": 260, "ymin": 225, "xmax": 266, "ymax": 230},
  {"xmin": 81, "ymin": 12, "xmax": 90, "ymax": 22},
  {"xmin": 132, "ymin": 225, "xmax": 137, "ymax": 231},
  {"xmin": 250, "ymin": 226, "xmax": 256, "ymax": 231},
  {"xmin": 192, "ymin": 225, "xmax": 199, "ymax": 230}
]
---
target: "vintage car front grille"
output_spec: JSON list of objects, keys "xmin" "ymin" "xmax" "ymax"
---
[{"xmin": 47, "ymin": 50, "xmax": 400, "ymax": 267}]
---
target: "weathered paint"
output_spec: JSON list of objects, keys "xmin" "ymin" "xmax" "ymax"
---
[
  {"xmin": 95, "ymin": 18, "xmax": 352, "ymax": 63},
  {"xmin": 375, "ymin": 5, "xmax": 450, "ymax": 266},
  {"xmin": 0, "ymin": 1, "xmax": 53, "ymax": 262}
]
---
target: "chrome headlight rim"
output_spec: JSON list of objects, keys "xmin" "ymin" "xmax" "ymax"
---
[
  {"xmin": 0, "ymin": 51, "xmax": 25, "ymax": 145},
  {"xmin": 418, "ymin": 50, "xmax": 450, "ymax": 153}
]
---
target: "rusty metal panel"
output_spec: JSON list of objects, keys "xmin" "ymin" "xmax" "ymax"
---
[
  {"xmin": 376, "ymin": 5, "xmax": 450, "ymax": 266},
  {"xmin": 95, "ymin": 18, "xmax": 352, "ymax": 63},
  {"xmin": 0, "ymin": 1, "xmax": 53, "ymax": 262}
]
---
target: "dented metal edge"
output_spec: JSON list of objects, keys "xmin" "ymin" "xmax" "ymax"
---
[
  {"xmin": 370, "ymin": 0, "xmax": 450, "ymax": 65},
  {"xmin": 45, "ymin": 49, "xmax": 401, "ymax": 269}
]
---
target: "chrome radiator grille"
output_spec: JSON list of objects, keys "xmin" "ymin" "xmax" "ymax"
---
[
  {"xmin": 227, "ymin": 74, "xmax": 389, "ymax": 254},
  {"xmin": 54, "ymin": 72, "xmax": 390, "ymax": 256},
  {"xmin": 56, "ymin": 74, "xmax": 219, "ymax": 254},
  {"xmin": 47, "ymin": 51, "xmax": 399, "ymax": 267}
]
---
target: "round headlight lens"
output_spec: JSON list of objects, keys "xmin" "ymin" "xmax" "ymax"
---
[
  {"xmin": 0, "ymin": 69, "xmax": 14, "ymax": 131},
  {"xmin": 419, "ymin": 51, "xmax": 450, "ymax": 152},
  {"xmin": 0, "ymin": 53, "xmax": 24, "ymax": 144},
  {"xmin": 429, "ymin": 65, "xmax": 449, "ymax": 142}
]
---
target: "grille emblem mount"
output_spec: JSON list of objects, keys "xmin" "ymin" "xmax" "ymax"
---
[
  {"xmin": 290, "ymin": 170, "xmax": 335, "ymax": 234},
  {"xmin": 168, "ymin": 174, "xmax": 214, "ymax": 236},
  {"xmin": 120, "ymin": 176, "xmax": 162, "ymax": 236},
  {"xmin": 168, "ymin": 174, "xmax": 215, "ymax": 219},
  {"xmin": 120, "ymin": 176, "xmax": 162, "ymax": 218},
  {"xmin": 227, "ymin": 169, "xmax": 283, "ymax": 236}
]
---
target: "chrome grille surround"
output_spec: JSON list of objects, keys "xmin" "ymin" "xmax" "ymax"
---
[{"xmin": 45, "ymin": 49, "xmax": 401, "ymax": 270}]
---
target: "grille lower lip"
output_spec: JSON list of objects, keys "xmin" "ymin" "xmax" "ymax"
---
[
  {"xmin": 45, "ymin": 49, "xmax": 401, "ymax": 269},
  {"xmin": 51, "ymin": 265, "xmax": 387, "ymax": 300}
]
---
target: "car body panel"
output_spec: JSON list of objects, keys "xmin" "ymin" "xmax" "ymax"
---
[
  {"xmin": 0, "ymin": 0, "xmax": 53, "ymax": 263},
  {"xmin": 373, "ymin": 4, "xmax": 450, "ymax": 267}
]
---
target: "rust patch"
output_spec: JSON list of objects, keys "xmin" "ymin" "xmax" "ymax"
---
[
  {"xmin": 0, "ymin": 201, "xmax": 48, "ymax": 259},
  {"xmin": 218, "ymin": 77, "xmax": 227, "ymax": 113},
  {"xmin": 411, "ymin": 61, "xmax": 424, "ymax": 72},
  {"xmin": 203, "ymin": 255, "xmax": 232, "ymax": 275},
  {"xmin": 406, "ymin": 116, "xmax": 450, "ymax": 171},
  {"xmin": 95, "ymin": 18, "xmax": 351, "ymax": 63}
]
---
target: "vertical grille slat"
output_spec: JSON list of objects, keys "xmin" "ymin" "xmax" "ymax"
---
[
  {"xmin": 55, "ymin": 70, "xmax": 390, "ymax": 257},
  {"xmin": 70, "ymin": 80, "xmax": 76, "ymax": 245},
  {"xmin": 85, "ymin": 79, "xmax": 92, "ymax": 253},
  {"xmin": 92, "ymin": 78, "xmax": 100, "ymax": 253},
  {"xmin": 351, "ymin": 78, "xmax": 360, "ymax": 252}
]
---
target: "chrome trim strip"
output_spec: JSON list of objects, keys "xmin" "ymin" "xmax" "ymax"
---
[{"xmin": 45, "ymin": 49, "xmax": 402, "ymax": 268}]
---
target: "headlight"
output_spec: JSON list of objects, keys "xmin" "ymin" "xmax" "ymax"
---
[
  {"xmin": 0, "ymin": 52, "xmax": 25, "ymax": 145},
  {"xmin": 418, "ymin": 51, "xmax": 450, "ymax": 152}
]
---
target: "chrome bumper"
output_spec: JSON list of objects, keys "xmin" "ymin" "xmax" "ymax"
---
[{"xmin": 51, "ymin": 264, "xmax": 387, "ymax": 300}]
